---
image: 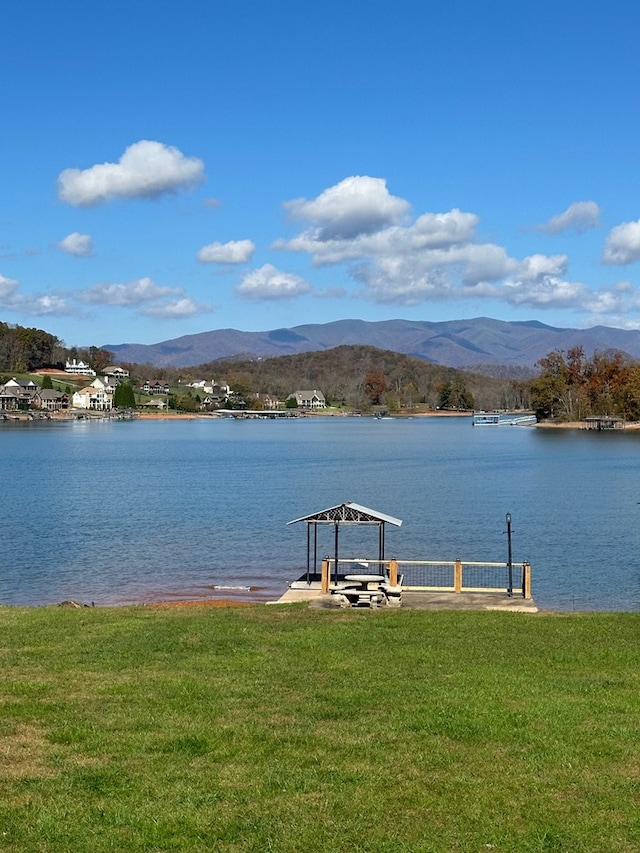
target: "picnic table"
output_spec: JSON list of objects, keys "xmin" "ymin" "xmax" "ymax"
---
[
  {"xmin": 344, "ymin": 574, "xmax": 386, "ymax": 589},
  {"xmin": 331, "ymin": 574, "xmax": 392, "ymax": 608}
]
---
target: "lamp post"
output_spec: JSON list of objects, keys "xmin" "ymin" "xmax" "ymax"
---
[{"xmin": 506, "ymin": 512, "xmax": 513, "ymax": 596}]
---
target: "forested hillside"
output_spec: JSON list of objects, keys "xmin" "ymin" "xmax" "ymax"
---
[
  {"xmin": 0, "ymin": 322, "xmax": 61, "ymax": 372},
  {"xmin": 530, "ymin": 347, "xmax": 640, "ymax": 421},
  {"xmin": 190, "ymin": 345, "xmax": 527, "ymax": 411},
  {"xmin": 0, "ymin": 322, "xmax": 115, "ymax": 377}
]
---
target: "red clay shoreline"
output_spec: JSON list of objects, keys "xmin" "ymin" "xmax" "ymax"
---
[{"xmin": 134, "ymin": 412, "xmax": 640, "ymax": 429}]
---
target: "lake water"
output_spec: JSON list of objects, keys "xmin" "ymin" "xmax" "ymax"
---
[{"xmin": 2, "ymin": 415, "xmax": 640, "ymax": 611}]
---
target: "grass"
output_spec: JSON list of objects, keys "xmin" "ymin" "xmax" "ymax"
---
[{"xmin": 0, "ymin": 604, "xmax": 639, "ymax": 852}]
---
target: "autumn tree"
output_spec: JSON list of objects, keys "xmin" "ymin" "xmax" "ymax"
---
[
  {"xmin": 363, "ymin": 371, "xmax": 388, "ymax": 405},
  {"xmin": 89, "ymin": 347, "xmax": 115, "ymax": 372},
  {"xmin": 619, "ymin": 363, "xmax": 640, "ymax": 420},
  {"xmin": 530, "ymin": 348, "xmax": 638, "ymax": 421}
]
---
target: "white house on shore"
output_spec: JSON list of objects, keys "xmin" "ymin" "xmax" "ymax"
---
[
  {"xmin": 72, "ymin": 377, "xmax": 113, "ymax": 411},
  {"xmin": 288, "ymin": 389, "xmax": 326, "ymax": 409},
  {"xmin": 65, "ymin": 358, "xmax": 96, "ymax": 376}
]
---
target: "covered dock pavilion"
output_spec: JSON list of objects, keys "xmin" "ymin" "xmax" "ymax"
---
[{"xmin": 287, "ymin": 501, "xmax": 403, "ymax": 586}]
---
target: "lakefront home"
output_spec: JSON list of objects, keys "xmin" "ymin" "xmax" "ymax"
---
[
  {"xmin": 65, "ymin": 358, "xmax": 96, "ymax": 376},
  {"xmin": 102, "ymin": 365, "xmax": 130, "ymax": 383},
  {"xmin": 5, "ymin": 377, "xmax": 38, "ymax": 393},
  {"xmin": 258, "ymin": 394, "xmax": 280, "ymax": 410},
  {"xmin": 34, "ymin": 389, "xmax": 68, "ymax": 411},
  {"xmin": 0, "ymin": 385, "xmax": 21, "ymax": 410},
  {"xmin": 288, "ymin": 389, "xmax": 326, "ymax": 409},
  {"xmin": 142, "ymin": 380, "xmax": 170, "ymax": 395},
  {"xmin": 0, "ymin": 379, "xmax": 37, "ymax": 410},
  {"xmin": 72, "ymin": 378, "xmax": 113, "ymax": 411}
]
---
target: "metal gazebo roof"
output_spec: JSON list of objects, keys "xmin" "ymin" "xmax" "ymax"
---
[
  {"xmin": 287, "ymin": 502, "xmax": 402, "ymax": 584},
  {"xmin": 287, "ymin": 501, "xmax": 403, "ymax": 528}
]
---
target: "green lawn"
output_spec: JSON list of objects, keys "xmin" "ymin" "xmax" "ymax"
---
[{"xmin": 0, "ymin": 604, "xmax": 638, "ymax": 852}]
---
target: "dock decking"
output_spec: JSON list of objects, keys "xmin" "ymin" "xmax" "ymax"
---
[{"xmin": 276, "ymin": 582, "xmax": 538, "ymax": 612}]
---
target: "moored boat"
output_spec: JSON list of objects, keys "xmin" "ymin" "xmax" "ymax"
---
[{"xmin": 472, "ymin": 411, "xmax": 537, "ymax": 426}]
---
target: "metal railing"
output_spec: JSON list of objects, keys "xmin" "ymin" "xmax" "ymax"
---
[{"xmin": 321, "ymin": 557, "xmax": 532, "ymax": 598}]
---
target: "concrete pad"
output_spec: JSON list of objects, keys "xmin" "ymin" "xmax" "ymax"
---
[
  {"xmin": 401, "ymin": 591, "xmax": 538, "ymax": 612},
  {"xmin": 275, "ymin": 583, "xmax": 538, "ymax": 612},
  {"xmin": 270, "ymin": 586, "xmax": 324, "ymax": 604}
]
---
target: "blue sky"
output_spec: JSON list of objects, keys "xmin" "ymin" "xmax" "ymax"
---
[{"xmin": 3, "ymin": 0, "xmax": 640, "ymax": 348}]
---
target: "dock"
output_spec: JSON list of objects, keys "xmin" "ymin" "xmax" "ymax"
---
[
  {"xmin": 282, "ymin": 502, "xmax": 536, "ymax": 611},
  {"xmin": 276, "ymin": 581, "xmax": 538, "ymax": 613}
]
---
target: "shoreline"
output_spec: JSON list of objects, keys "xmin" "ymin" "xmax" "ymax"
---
[
  {"xmin": 94, "ymin": 412, "xmax": 640, "ymax": 429},
  {"xmin": 7, "ymin": 409, "xmax": 640, "ymax": 430},
  {"xmin": 28, "ymin": 595, "xmax": 640, "ymax": 614}
]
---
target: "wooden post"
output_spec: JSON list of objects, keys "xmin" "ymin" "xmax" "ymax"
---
[
  {"xmin": 454, "ymin": 559, "xmax": 462, "ymax": 593},
  {"xmin": 321, "ymin": 558, "xmax": 330, "ymax": 593},
  {"xmin": 523, "ymin": 561, "xmax": 532, "ymax": 599},
  {"xmin": 388, "ymin": 558, "xmax": 398, "ymax": 586}
]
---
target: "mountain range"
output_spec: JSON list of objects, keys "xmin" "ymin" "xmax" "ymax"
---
[{"xmin": 104, "ymin": 317, "xmax": 640, "ymax": 369}]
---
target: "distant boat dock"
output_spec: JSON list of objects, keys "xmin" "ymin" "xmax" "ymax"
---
[{"xmin": 472, "ymin": 411, "xmax": 537, "ymax": 426}]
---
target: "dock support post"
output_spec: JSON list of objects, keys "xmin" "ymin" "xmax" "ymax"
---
[
  {"xmin": 388, "ymin": 558, "xmax": 398, "ymax": 586},
  {"xmin": 454, "ymin": 559, "xmax": 462, "ymax": 593},
  {"xmin": 321, "ymin": 557, "xmax": 330, "ymax": 593},
  {"xmin": 522, "ymin": 561, "xmax": 532, "ymax": 599}
]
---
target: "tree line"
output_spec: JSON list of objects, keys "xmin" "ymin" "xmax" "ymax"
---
[
  {"xmin": 0, "ymin": 322, "xmax": 114, "ymax": 375},
  {"xmin": 0, "ymin": 322, "xmax": 61, "ymax": 373},
  {"xmin": 530, "ymin": 347, "xmax": 640, "ymax": 421}
]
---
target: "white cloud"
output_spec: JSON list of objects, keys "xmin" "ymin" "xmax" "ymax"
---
[
  {"xmin": 348, "ymin": 241, "xmax": 514, "ymax": 304},
  {"xmin": 237, "ymin": 264, "xmax": 311, "ymax": 301},
  {"xmin": 603, "ymin": 219, "xmax": 640, "ymax": 265},
  {"xmin": 197, "ymin": 239, "xmax": 255, "ymax": 264},
  {"xmin": 0, "ymin": 274, "xmax": 19, "ymax": 298},
  {"xmin": 277, "ymin": 175, "xmax": 603, "ymax": 312},
  {"xmin": 576, "ymin": 281, "xmax": 640, "ymax": 327},
  {"xmin": 58, "ymin": 232, "xmax": 93, "ymax": 257},
  {"xmin": 58, "ymin": 140, "xmax": 205, "ymax": 206},
  {"xmin": 511, "ymin": 254, "xmax": 569, "ymax": 281},
  {"xmin": 352, "ymin": 261, "xmax": 451, "ymax": 305},
  {"xmin": 19, "ymin": 294, "xmax": 72, "ymax": 315},
  {"xmin": 351, "ymin": 246, "xmax": 587, "ymax": 309},
  {"xmin": 80, "ymin": 277, "xmax": 182, "ymax": 306},
  {"xmin": 0, "ymin": 275, "xmax": 72, "ymax": 315},
  {"xmin": 284, "ymin": 176, "xmax": 410, "ymax": 240},
  {"xmin": 474, "ymin": 254, "xmax": 584, "ymax": 308},
  {"xmin": 539, "ymin": 201, "xmax": 601, "ymax": 234},
  {"xmin": 77, "ymin": 276, "xmax": 211, "ymax": 320},
  {"xmin": 276, "ymin": 208, "xmax": 478, "ymax": 266},
  {"xmin": 502, "ymin": 278, "xmax": 584, "ymax": 308},
  {"xmin": 139, "ymin": 297, "xmax": 208, "ymax": 319},
  {"xmin": 451, "ymin": 243, "xmax": 514, "ymax": 284},
  {"xmin": 1, "ymin": 290, "xmax": 72, "ymax": 316}
]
